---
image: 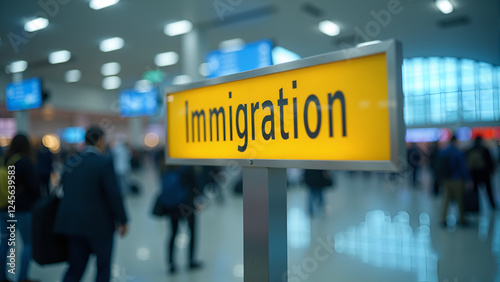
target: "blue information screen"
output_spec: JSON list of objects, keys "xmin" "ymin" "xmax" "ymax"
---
[
  {"xmin": 5, "ymin": 77, "xmax": 42, "ymax": 111},
  {"xmin": 61, "ymin": 127, "xmax": 85, "ymax": 144},
  {"xmin": 206, "ymin": 39, "xmax": 273, "ymax": 78},
  {"xmin": 119, "ymin": 88, "xmax": 158, "ymax": 118}
]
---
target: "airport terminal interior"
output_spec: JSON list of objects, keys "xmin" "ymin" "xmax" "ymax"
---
[{"xmin": 0, "ymin": 0, "xmax": 500, "ymax": 281}]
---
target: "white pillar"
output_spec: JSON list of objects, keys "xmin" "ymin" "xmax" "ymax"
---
[
  {"xmin": 128, "ymin": 117, "xmax": 143, "ymax": 149},
  {"xmin": 181, "ymin": 26, "xmax": 208, "ymax": 81}
]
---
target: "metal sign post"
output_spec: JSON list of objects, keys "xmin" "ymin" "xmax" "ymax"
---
[
  {"xmin": 243, "ymin": 167, "xmax": 287, "ymax": 281},
  {"xmin": 164, "ymin": 39, "xmax": 404, "ymax": 282}
]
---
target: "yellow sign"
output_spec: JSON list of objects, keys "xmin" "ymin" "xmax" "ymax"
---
[{"xmin": 166, "ymin": 52, "xmax": 393, "ymax": 163}]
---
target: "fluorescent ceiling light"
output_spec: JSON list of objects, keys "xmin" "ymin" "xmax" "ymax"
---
[
  {"xmin": 65, "ymin": 70, "xmax": 81, "ymax": 83},
  {"xmin": 219, "ymin": 38, "xmax": 245, "ymax": 52},
  {"xmin": 435, "ymin": 0, "xmax": 454, "ymax": 14},
  {"xmin": 48, "ymin": 50, "xmax": 71, "ymax": 64},
  {"xmin": 24, "ymin": 17, "xmax": 49, "ymax": 32},
  {"xmin": 8, "ymin": 60, "xmax": 28, "ymax": 73},
  {"xmin": 102, "ymin": 76, "xmax": 121, "ymax": 90},
  {"xmin": 90, "ymin": 0, "xmax": 119, "ymax": 10},
  {"xmin": 272, "ymin": 46, "xmax": 301, "ymax": 65},
  {"xmin": 318, "ymin": 20, "xmax": 340, "ymax": 36},
  {"xmin": 99, "ymin": 37, "xmax": 124, "ymax": 52},
  {"xmin": 154, "ymin": 52, "xmax": 179, "ymax": 67},
  {"xmin": 356, "ymin": 40, "xmax": 382, "ymax": 48},
  {"xmin": 100, "ymin": 62, "xmax": 121, "ymax": 76},
  {"xmin": 164, "ymin": 20, "xmax": 192, "ymax": 36},
  {"xmin": 172, "ymin": 75, "xmax": 192, "ymax": 85}
]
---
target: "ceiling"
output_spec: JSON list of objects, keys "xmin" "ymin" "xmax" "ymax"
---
[{"xmin": 0, "ymin": 0, "xmax": 498, "ymax": 93}]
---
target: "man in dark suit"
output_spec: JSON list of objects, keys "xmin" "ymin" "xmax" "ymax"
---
[{"xmin": 54, "ymin": 126, "xmax": 128, "ymax": 282}]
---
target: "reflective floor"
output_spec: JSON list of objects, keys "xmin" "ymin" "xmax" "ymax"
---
[{"xmin": 27, "ymin": 163, "xmax": 500, "ymax": 282}]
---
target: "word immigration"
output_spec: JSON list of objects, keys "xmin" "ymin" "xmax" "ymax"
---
[
  {"xmin": 184, "ymin": 80, "xmax": 347, "ymax": 152},
  {"xmin": 167, "ymin": 52, "xmax": 393, "ymax": 163}
]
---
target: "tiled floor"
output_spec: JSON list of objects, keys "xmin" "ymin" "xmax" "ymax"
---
[{"xmin": 26, "ymin": 164, "xmax": 500, "ymax": 282}]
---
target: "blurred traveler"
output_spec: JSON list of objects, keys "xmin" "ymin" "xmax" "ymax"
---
[
  {"xmin": 54, "ymin": 126, "xmax": 128, "ymax": 282},
  {"xmin": 304, "ymin": 169, "xmax": 333, "ymax": 216},
  {"xmin": 154, "ymin": 163, "xmax": 202, "ymax": 274},
  {"xmin": 36, "ymin": 141, "xmax": 53, "ymax": 195},
  {"xmin": 111, "ymin": 137, "xmax": 132, "ymax": 193},
  {"xmin": 407, "ymin": 142, "xmax": 423, "ymax": 187},
  {"xmin": 466, "ymin": 136, "xmax": 496, "ymax": 209},
  {"xmin": 438, "ymin": 136, "xmax": 471, "ymax": 226},
  {"xmin": 428, "ymin": 141, "xmax": 441, "ymax": 196},
  {"xmin": 0, "ymin": 134, "xmax": 41, "ymax": 282}
]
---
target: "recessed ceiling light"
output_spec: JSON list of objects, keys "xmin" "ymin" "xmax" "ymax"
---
[
  {"xmin": 8, "ymin": 60, "xmax": 28, "ymax": 73},
  {"xmin": 24, "ymin": 17, "xmax": 49, "ymax": 32},
  {"xmin": 99, "ymin": 37, "xmax": 124, "ymax": 52},
  {"xmin": 318, "ymin": 20, "xmax": 340, "ymax": 37},
  {"xmin": 100, "ymin": 62, "xmax": 121, "ymax": 76},
  {"xmin": 435, "ymin": 0, "xmax": 454, "ymax": 14},
  {"xmin": 172, "ymin": 75, "xmax": 192, "ymax": 85},
  {"xmin": 65, "ymin": 70, "xmax": 81, "ymax": 83},
  {"xmin": 356, "ymin": 40, "xmax": 382, "ymax": 48},
  {"xmin": 154, "ymin": 52, "xmax": 179, "ymax": 67},
  {"xmin": 90, "ymin": 0, "xmax": 119, "ymax": 10},
  {"xmin": 102, "ymin": 76, "xmax": 121, "ymax": 90},
  {"xmin": 48, "ymin": 50, "xmax": 71, "ymax": 64},
  {"xmin": 164, "ymin": 20, "xmax": 193, "ymax": 36}
]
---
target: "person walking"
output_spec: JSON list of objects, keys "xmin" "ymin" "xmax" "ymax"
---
[
  {"xmin": 466, "ymin": 136, "xmax": 496, "ymax": 209},
  {"xmin": 154, "ymin": 161, "xmax": 203, "ymax": 274},
  {"xmin": 428, "ymin": 141, "xmax": 441, "ymax": 196},
  {"xmin": 54, "ymin": 126, "xmax": 128, "ymax": 282},
  {"xmin": 439, "ymin": 136, "xmax": 471, "ymax": 227},
  {"xmin": 36, "ymin": 141, "xmax": 53, "ymax": 196},
  {"xmin": 0, "ymin": 134, "xmax": 41, "ymax": 282}
]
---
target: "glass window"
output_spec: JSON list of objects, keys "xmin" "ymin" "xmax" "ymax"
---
[
  {"xmin": 403, "ymin": 57, "xmax": 499, "ymax": 127},
  {"xmin": 479, "ymin": 63, "xmax": 493, "ymax": 90},
  {"xmin": 444, "ymin": 58, "xmax": 458, "ymax": 92},
  {"xmin": 461, "ymin": 59, "xmax": 475, "ymax": 91}
]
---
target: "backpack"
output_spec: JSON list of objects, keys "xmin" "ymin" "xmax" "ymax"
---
[
  {"xmin": 160, "ymin": 168, "xmax": 187, "ymax": 209},
  {"xmin": 467, "ymin": 148, "xmax": 485, "ymax": 171},
  {"xmin": 0, "ymin": 154, "xmax": 22, "ymax": 208}
]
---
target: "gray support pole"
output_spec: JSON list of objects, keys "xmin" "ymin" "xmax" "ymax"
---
[
  {"xmin": 243, "ymin": 167, "xmax": 287, "ymax": 282},
  {"xmin": 181, "ymin": 26, "xmax": 207, "ymax": 81},
  {"xmin": 128, "ymin": 117, "xmax": 143, "ymax": 149},
  {"xmin": 12, "ymin": 72, "xmax": 30, "ymax": 135}
]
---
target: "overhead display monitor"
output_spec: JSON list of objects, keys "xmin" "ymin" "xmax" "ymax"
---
[
  {"xmin": 206, "ymin": 39, "xmax": 273, "ymax": 78},
  {"xmin": 5, "ymin": 77, "xmax": 42, "ymax": 111},
  {"xmin": 119, "ymin": 88, "xmax": 158, "ymax": 118},
  {"xmin": 60, "ymin": 127, "xmax": 85, "ymax": 144}
]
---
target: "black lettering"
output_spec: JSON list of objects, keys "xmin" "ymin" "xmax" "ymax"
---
[
  {"xmin": 261, "ymin": 100, "xmax": 275, "ymax": 140},
  {"xmin": 185, "ymin": 101, "xmax": 189, "ymax": 142},
  {"xmin": 229, "ymin": 106, "xmax": 233, "ymax": 141},
  {"xmin": 278, "ymin": 88, "xmax": 289, "ymax": 140},
  {"xmin": 209, "ymin": 107, "xmax": 226, "ymax": 141},
  {"xmin": 236, "ymin": 104, "xmax": 248, "ymax": 152},
  {"xmin": 304, "ymin": 95, "xmax": 321, "ymax": 138},
  {"xmin": 251, "ymin": 102, "xmax": 259, "ymax": 140},
  {"xmin": 293, "ymin": 97, "xmax": 298, "ymax": 139},
  {"xmin": 192, "ymin": 110, "xmax": 206, "ymax": 142},
  {"xmin": 328, "ymin": 91, "xmax": 347, "ymax": 137}
]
